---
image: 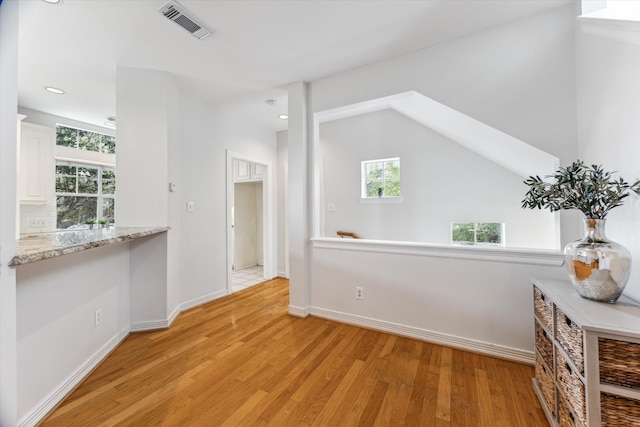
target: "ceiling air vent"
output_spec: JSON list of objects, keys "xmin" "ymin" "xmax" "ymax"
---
[{"xmin": 157, "ymin": 0, "xmax": 215, "ymax": 40}]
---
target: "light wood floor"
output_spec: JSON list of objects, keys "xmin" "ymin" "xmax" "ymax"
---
[{"xmin": 41, "ymin": 278, "xmax": 548, "ymax": 426}]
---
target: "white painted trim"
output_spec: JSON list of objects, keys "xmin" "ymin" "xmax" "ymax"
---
[
  {"xmin": 130, "ymin": 319, "xmax": 171, "ymax": 332},
  {"xmin": 226, "ymin": 150, "xmax": 276, "ymax": 296},
  {"xmin": 181, "ymin": 289, "xmax": 228, "ymax": 312},
  {"xmin": 288, "ymin": 305, "xmax": 310, "ymax": 318},
  {"xmin": 360, "ymin": 197, "xmax": 404, "ymax": 204},
  {"xmin": 18, "ymin": 327, "xmax": 130, "ymax": 427},
  {"xmin": 312, "ymin": 237, "xmax": 564, "ymax": 266},
  {"xmin": 310, "ymin": 306, "xmax": 534, "ymax": 365},
  {"xmin": 167, "ymin": 304, "xmax": 181, "ymax": 328}
]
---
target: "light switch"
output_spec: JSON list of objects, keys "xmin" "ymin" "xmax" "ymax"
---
[
  {"xmin": 187, "ymin": 201, "xmax": 194, "ymax": 213},
  {"xmin": 327, "ymin": 203, "xmax": 336, "ymax": 212}
]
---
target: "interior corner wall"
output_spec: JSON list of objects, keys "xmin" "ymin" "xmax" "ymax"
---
[
  {"xmin": 306, "ymin": 4, "xmax": 577, "ymax": 357},
  {"xmin": 576, "ymin": 22, "xmax": 640, "ymax": 301},
  {"xmin": 178, "ymin": 93, "xmax": 278, "ymax": 306},
  {"xmin": 0, "ymin": 1, "xmax": 20, "ymax": 425}
]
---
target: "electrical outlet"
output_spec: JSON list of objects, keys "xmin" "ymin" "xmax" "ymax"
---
[
  {"xmin": 94, "ymin": 308, "xmax": 102, "ymax": 326},
  {"xmin": 355, "ymin": 287, "xmax": 364, "ymax": 300},
  {"xmin": 28, "ymin": 218, "xmax": 45, "ymax": 227}
]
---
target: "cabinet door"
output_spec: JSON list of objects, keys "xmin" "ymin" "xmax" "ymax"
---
[
  {"xmin": 252, "ymin": 163, "xmax": 265, "ymax": 181},
  {"xmin": 19, "ymin": 123, "xmax": 54, "ymax": 204},
  {"xmin": 234, "ymin": 159, "xmax": 251, "ymax": 182}
]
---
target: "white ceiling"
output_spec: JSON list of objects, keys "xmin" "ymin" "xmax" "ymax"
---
[{"xmin": 17, "ymin": 0, "xmax": 572, "ymax": 132}]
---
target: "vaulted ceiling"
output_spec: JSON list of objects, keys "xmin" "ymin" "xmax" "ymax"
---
[{"xmin": 17, "ymin": 0, "xmax": 572, "ymax": 131}]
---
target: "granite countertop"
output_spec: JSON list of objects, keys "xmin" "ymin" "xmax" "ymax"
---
[{"xmin": 9, "ymin": 226, "xmax": 170, "ymax": 266}]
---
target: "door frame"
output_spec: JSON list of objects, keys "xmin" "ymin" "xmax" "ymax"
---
[{"xmin": 226, "ymin": 150, "xmax": 275, "ymax": 295}]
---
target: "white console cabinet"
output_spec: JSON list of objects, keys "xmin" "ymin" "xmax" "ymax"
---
[
  {"xmin": 19, "ymin": 122, "xmax": 54, "ymax": 204},
  {"xmin": 533, "ymin": 278, "xmax": 640, "ymax": 426}
]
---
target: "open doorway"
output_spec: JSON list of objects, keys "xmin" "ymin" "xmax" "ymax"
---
[{"xmin": 226, "ymin": 151, "xmax": 274, "ymax": 294}]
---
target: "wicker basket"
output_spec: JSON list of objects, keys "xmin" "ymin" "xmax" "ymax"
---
[
  {"xmin": 534, "ymin": 286, "xmax": 553, "ymax": 332},
  {"xmin": 536, "ymin": 320, "xmax": 554, "ymax": 368},
  {"xmin": 556, "ymin": 307, "xmax": 584, "ymax": 374},
  {"xmin": 557, "ymin": 350, "xmax": 586, "ymax": 426},
  {"xmin": 599, "ymin": 337, "xmax": 640, "ymax": 389},
  {"xmin": 601, "ymin": 392, "xmax": 640, "ymax": 426},
  {"xmin": 536, "ymin": 352, "xmax": 556, "ymax": 414},
  {"xmin": 558, "ymin": 393, "xmax": 584, "ymax": 427}
]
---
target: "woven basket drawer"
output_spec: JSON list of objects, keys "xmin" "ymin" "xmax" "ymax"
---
[
  {"xmin": 534, "ymin": 286, "xmax": 553, "ymax": 332},
  {"xmin": 555, "ymin": 308, "xmax": 584, "ymax": 374},
  {"xmin": 601, "ymin": 392, "xmax": 640, "ymax": 426},
  {"xmin": 557, "ymin": 350, "xmax": 586, "ymax": 427},
  {"xmin": 599, "ymin": 337, "xmax": 640, "ymax": 389},
  {"xmin": 535, "ymin": 352, "xmax": 555, "ymax": 416},
  {"xmin": 535, "ymin": 320, "xmax": 553, "ymax": 368},
  {"xmin": 558, "ymin": 393, "xmax": 584, "ymax": 427}
]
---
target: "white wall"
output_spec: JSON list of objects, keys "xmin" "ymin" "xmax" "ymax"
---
[
  {"xmin": 16, "ymin": 244, "xmax": 130, "ymax": 424},
  {"xmin": 277, "ymin": 130, "xmax": 289, "ymax": 277},
  {"xmin": 576, "ymin": 19, "xmax": 640, "ymax": 301},
  {"xmin": 0, "ymin": 1, "xmax": 20, "ymax": 424},
  {"xmin": 179, "ymin": 94, "xmax": 277, "ymax": 306},
  {"xmin": 291, "ymin": 4, "xmax": 578, "ymax": 359},
  {"xmin": 320, "ymin": 109, "xmax": 556, "ymax": 248}
]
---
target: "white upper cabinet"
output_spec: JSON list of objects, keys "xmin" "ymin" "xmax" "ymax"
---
[
  {"xmin": 233, "ymin": 159, "xmax": 264, "ymax": 182},
  {"xmin": 19, "ymin": 122, "xmax": 54, "ymax": 204}
]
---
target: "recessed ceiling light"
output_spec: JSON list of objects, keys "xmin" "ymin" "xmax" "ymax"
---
[
  {"xmin": 104, "ymin": 121, "xmax": 116, "ymax": 128},
  {"xmin": 266, "ymin": 99, "xmax": 277, "ymax": 106},
  {"xmin": 44, "ymin": 86, "xmax": 65, "ymax": 94},
  {"xmin": 42, "ymin": 0, "xmax": 61, "ymax": 4},
  {"xmin": 278, "ymin": 114, "xmax": 288, "ymax": 120}
]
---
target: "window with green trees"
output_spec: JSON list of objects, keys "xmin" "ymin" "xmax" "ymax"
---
[
  {"xmin": 56, "ymin": 125, "xmax": 116, "ymax": 154},
  {"xmin": 55, "ymin": 125, "xmax": 116, "ymax": 229},
  {"xmin": 451, "ymin": 222, "xmax": 504, "ymax": 246},
  {"xmin": 361, "ymin": 157, "xmax": 400, "ymax": 198}
]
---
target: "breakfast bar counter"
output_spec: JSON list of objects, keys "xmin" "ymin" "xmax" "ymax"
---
[{"xmin": 9, "ymin": 226, "xmax": 170, "ymax": 266}]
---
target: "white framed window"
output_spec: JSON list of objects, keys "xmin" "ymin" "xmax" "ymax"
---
[
  {"xmin": 55, "ymin": 162, "xmax": 115, "ymax": 229},
  {"xmin": 54, "ymin": 124, "xmax": 116, "ymax": 230},
  {"xmin": 361, "ymin": 157, "xmax": 401, "ymax": 201},
  {"xmin": 451, "ymin": 222, "xmax": 505, "ymax": 246}
]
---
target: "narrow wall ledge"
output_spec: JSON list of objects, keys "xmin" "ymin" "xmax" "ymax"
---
[
  {"xmin": 311, "ymin": 237, "xmax": 564, "ymax": 266},
  {"xmin": 10, "ymin": 226, "xmax": 170, "ymax": 266}
]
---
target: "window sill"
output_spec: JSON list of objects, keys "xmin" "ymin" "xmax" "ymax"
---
[
  {"xmin": 360, "ymin": 197, "xmax": 404, "ymax": 204},
  {"xmin": 311, "ymin": 237, "xmax": 564, "ymax": 266}
]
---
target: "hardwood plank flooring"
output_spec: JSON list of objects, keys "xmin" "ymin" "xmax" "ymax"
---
[{"xmin": 40, "ymin": 278, "xmax": 548, "ymax": 426}]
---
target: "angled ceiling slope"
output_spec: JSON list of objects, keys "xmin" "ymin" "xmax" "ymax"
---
[{"xmin": 315, "ymin": 91, "xmax": 559, "ymax": 179}]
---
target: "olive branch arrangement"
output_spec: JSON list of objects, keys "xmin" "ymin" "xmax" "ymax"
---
[{"xmin": 521, "ymin": 160, "xmax": 640, "ymax": 219}]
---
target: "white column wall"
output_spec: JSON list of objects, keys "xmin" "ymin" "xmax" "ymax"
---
[
  {"xmin": 576, "ymin": 19, "xmax": 640, "ymax": 301},
  {"xmin": 0, "ymin": 1, "xmax": 20, "ymax": 425},
  {"xmin": 287, "ymin": 82, "xmax": 310, "ymax": 316}
]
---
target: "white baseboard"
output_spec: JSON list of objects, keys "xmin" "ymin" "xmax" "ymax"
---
[
  {"xmin": 130, "ymin": 319, "xmax": 172, "ymax": 332},
  {"xmin": 130, "ymin": 290, "xmax": 229, "ymax": 332},
  {"xmin": 310, "ymin": 307, "xmax": 534, "ymax": 364},
  {"xmin": 288, "ymin": 305, "xmax": 310, "ymax": 318},
  {"xmin": 18, "ymin": 326, "xmax": 130, "ymax": 427},
  {"xmin": 181, "ymin": 289, "xmax": 228, "ymax": 312}
]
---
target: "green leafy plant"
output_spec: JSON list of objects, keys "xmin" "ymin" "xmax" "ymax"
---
[
  {"xmin": 522, "ymin": 160, "xmax": 640, "ymax": 219},
  {"xmin": 98, "ymin": 219, "xmax": 107, "ymax": 225},
  {"xmin": 85, "ymin": 219, "xmax": 95, "ymax": 225}
]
